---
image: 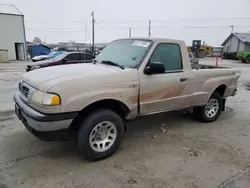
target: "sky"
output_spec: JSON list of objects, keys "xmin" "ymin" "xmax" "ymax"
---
[{"xmin": 1, "ymin": 0, "xmax": 250, "ymax": 46}]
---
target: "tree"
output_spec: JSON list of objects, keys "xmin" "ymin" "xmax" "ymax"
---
[{"xmin": 33, "ymin": 37, "xmax": 42, "ymax": 44}]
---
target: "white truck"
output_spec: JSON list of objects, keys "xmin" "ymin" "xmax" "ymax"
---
[{"xmin": 14, "ymin": 38, "xmax": 240, "ymax": 161}]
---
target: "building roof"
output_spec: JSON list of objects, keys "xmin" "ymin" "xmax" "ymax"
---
[
  {"xmin": 221, "ymin": 32, "xmax": 250, "ymax": 46},
  {"xmin": 0, "ymin": 4, "xmax": 23, "ymax": 16}
]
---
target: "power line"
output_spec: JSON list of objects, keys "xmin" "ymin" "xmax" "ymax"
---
[
  {"xmin": 94, "ymin": 25, "xmax": 250, "ymax": 31},
  {"xmin": 25, "ymin": 17, "xmax": 250, "ymax": 24},
  {"xmin": 26, "ymin": 28, "xmax": 87, "ymax": 32},
  {"xmin": 95, "ymin": 17, "xmax": 250, "ymax": 24},
  {"xmin": 26, "ymin": 24, "xmax": 250, "ymax": 33},
  {"xmin": 25, "ymin": 20, "xmax": 86, "ymax": 23},
  {"xmin": 26, "ymin": 27, "xmax": 86, "ymax": 30}
]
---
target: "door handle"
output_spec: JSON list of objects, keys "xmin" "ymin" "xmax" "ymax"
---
[{"xmin": 180, "ymin": 77, "xmax": 188, "ymax": 82}]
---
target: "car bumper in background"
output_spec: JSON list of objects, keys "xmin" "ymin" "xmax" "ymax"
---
[
  {"xmin": 232, "ymin": 89, "xmax": 237, "ymax": 96},
  {"xmin": 14, "ymin": 93, "xmax": 78, "ymax": 141}
]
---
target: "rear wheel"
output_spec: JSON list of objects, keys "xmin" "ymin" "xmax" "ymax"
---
[
  {"xmin": 241, "ymin": 59, "xmax": 246, "ymax": 63},
  {"xmin": 77, "ymin": 109, "xmax": 124, "ymax": 161},
  {"xmin": 193, "ymin": 92, "xmax": 222, "ymax": 122},
  {"xmin": 246, "ymin": 56, "xmax": 250, "ymax": 64}
]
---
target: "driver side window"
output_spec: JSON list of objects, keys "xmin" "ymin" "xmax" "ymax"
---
[
  {"xmin": 150, "ymin": 43, "xmax": 183, "ymax": 72},
  {"xmin": 65, "ymin": 54, "xmax": 79, "ymax": 61}
]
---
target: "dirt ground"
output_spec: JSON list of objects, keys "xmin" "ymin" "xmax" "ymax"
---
[{"xmin": 0, "ymin": 59, "xmax": 250, "ymax": 188}]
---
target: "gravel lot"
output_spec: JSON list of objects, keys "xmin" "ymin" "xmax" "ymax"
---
[{"xmin": 0, "ymin": 59, "xmax": 250, "ymax": 188}]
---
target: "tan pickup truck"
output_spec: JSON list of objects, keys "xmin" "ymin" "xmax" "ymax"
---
[{"xmin": 14, "ymin": 38, "xmax": 240, "ymax": 161}]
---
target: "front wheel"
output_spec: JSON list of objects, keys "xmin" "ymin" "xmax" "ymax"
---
[
  {"xmin": 193, "ymin": 92, "xmax": 222, "ymax": 122},
  {"xmin": 77, "ymin": 109, "xmax": 124, "ymax": 161}
]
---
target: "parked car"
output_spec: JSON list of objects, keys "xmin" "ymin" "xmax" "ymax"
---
[
  {"xmin": 189, "ymin": 52, "xmax": 199, "ymax": 64},
  {"xmin": 26, "ymin": 52, "xmax": 95, "ymax": 72},
  {"xmin": 15, "ymin": 38, "xmax": 240, "ymax": 161},
  {"xmin": 31, "ymin": 51, "xmax": 64, "ymax": 62}
]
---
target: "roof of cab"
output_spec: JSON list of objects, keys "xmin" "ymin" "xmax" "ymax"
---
[{"xmin": 113, "ymin": 37, "xmax": 185, "ymax": 43}]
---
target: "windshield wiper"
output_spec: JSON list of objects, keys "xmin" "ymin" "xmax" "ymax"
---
[{"xmin": 100, "ymin": 60, "xmax": 125, "ymax": 70}]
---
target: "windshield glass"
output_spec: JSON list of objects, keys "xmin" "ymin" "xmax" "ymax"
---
[
  {"xmin": 48, "ymin": 51, "xmax": 64, "ymax": 58},
  {"xmin": 51, "ymin": 52, "xmax": 67, "ymax": 60},
  {"xmin": 95, "ymin": 39, "xmax": 152, "ymax": 68},
  {"xmin": 48, "ymin": 52, "xmax": 57, "ymax": 58}
]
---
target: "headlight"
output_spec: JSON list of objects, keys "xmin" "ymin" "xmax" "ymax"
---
[{"xmin": 31, "ymin": 90, "xmax": 60, "ymax": 106}]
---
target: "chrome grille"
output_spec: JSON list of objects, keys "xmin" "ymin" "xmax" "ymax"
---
[{"xmin": 19, "ymin": 82, "xmax": 30, "ymax": 98}]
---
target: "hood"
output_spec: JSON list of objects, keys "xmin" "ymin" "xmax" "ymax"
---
[
  {"xmin": 28, "ymin": 59, "xmax": 56, "ymax": 66},
  {"xmin": 22, "ymin": 63, "xmax": 136, "ymax": 91}
]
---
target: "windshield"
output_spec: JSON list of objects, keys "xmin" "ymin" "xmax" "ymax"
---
[
  {"xmin": 48, "ymin": 52, "xmax": 57, "ymax": 58},
  {"xmin": 48, "ymin": 51, "xmax": 64, "ymax": 58},
  {"xmin": 51, "ymin": 52, "xmax": 67, "ymax": 60},
  {"xmin": 95, "ymin": 39, "xmax": 152, "ymax": 68}
]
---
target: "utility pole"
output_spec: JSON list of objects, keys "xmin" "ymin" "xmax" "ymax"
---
[
  {"xmin": 148, "ymin": 20, "xmax": 151, "ymax": 37},
  {"xmin": 229, "ymin": 25, "xmax": 234, "ymax": 53},
  {"xmin": 44, "ymin": 35, "xmax": 46, "ymax": 44},
  {"xmin": 91, "ymin": 11, "xmax": 95, "ymax": 55},
  {"xmin": 129, "ymin": 28, "xmax": 131, "ymax": 38},
  {"xmin": 230, "ymin": 25, "xmax": 234, "ymax": 33},
  {"xmin": 85, "ymin": 18, "xmax": 88, "ymax": 43}
]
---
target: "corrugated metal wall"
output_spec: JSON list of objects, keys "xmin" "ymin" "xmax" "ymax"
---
[{"xmin": 0, "ymin": 14, "xmax": 26, "ymax": 60}]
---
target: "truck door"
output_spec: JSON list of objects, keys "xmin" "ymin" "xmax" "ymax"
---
[{"xmin": 139, "ymin": 43, "xmax": 192, "ymax": 115}]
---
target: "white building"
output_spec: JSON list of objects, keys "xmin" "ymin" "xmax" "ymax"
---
[{"xmin": 0, "ymin": 4, "xmax": 27, "ymax": 61}]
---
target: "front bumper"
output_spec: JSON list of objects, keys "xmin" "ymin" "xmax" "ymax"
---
[{"xmin": 14, "ymin": 93, "xmax": 78, "ymax": 141}]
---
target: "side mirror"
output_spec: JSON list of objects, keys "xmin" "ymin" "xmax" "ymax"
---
[
  {"xmin": 144, "ymin": 61, "xmax": 165, "ymax": 75},
  {"xmin": 63, "ymin": 58, "xmax": 68, "ymax": 62}
]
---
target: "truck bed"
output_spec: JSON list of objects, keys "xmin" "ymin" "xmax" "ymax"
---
[{"xmin": 191, "ymin": 63, "xmax": 227, "ymax": 70}]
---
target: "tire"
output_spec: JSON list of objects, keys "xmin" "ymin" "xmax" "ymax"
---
[
  {"xmin": 223, "ymin": 52, "xmax": 229, "ymax": 59},
  {"xmin": 198, "ymin": 50, "xmax": 206, "ymax": 58},
  {"xmin": 246, "ymin": 56, "xmax": 250, "ymax": 64},
  {"xmin": 232, "ymin": 52, "xmax": 239, "ymax": 60},
  {"xmin": 241, "ymin": 59, "xmax": 246, "ymax": 63},
  {"xmin": 77, "ymin": 109, "xmax": 124, "ymax": 161},
  {"xmin": 193, "ymin": 92, "xmax": 222, "ymax": 122}
]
